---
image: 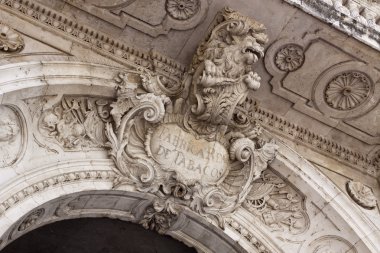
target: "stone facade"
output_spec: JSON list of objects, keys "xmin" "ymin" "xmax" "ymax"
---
[{"xmin": 0, "ymin": 1, "xmax": 379, "ymax": 253}]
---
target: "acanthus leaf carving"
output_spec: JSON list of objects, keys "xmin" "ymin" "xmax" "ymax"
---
[
  {"xmin": 0, "ymin": 23, "xmax": 24, "ymax": 53},
  {"xmin": 105, "ymin": 8, "xmax": 278, "ymax": 233},
  {"xmin": 140, "ymin": 198, "xmax": 182, "ymax": 235}
]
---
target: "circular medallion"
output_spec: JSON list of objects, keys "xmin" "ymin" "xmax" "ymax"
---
[
  {"xmin": 166, "ymin": 0, "xmax": 200, "ymax": 20},
  {"xmin": 0, "ymin": 105, "xmax": 24, "ymax": 167},
  {"xmin": 347, "ymin": 181, "xmax": 377, "ymax": 209},
  {"xmin": 324, "ymin": 71, "xmax": 372, "ymax": 110},
  {"xmin": 275, "ymin": 44, "xmax": 304, "ymax": 72}
]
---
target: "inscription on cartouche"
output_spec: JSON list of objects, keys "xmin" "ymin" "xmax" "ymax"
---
[{"xmin": 149, "ymin": 124, "xmax": 229, "ymax": 185}]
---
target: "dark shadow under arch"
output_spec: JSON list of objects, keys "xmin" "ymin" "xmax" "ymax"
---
[{"xmin": 1, "ymin": 218, "xmax": 197, "ymax": 253}]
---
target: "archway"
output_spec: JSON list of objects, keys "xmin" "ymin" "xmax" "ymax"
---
[
  {"xmin": 2, "ymin": 217, "xmax": 196, "ymax": 253},
  {"xmin": 0, "ymin": 61, "xmax": 378, "ymax": 252},
  {"xmin": 0, "ymin": 8, "xmax": 379, "ymax": 253}
]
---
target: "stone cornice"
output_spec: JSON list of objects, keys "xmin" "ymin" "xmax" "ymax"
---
[
  {"xmin": 0, "ymin": 0, "xmax": 185, "ymax": 81},
  {"xmin": 245, "ymin": 102, "xmax": 378, "ymax": 177},
  {"xmin": 285, "ymin": 0, "xmax": 380, "ymax": 51}
]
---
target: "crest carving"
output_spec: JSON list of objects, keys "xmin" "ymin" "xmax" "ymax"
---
[{"xmin": 105, "ymin": 8, "xmax": 278, "ymax": 231}]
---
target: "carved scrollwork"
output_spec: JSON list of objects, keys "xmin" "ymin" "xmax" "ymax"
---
[
  {"xmin": 105, "ymin": 8, "xmax": 278, "ymax": 233},
  {"xmin": 140, "ymin": 199, "xmax": 182, "ymax": 235},
  {"xmin": 0, "ymin": 23, "xmax": 24, "ymax": 52}
]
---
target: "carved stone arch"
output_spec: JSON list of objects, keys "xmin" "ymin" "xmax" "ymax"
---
[{"xmin": 0, "ymin": 8, "xmax": 379, "ymax": 252}]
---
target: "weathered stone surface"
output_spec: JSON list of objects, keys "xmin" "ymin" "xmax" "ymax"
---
[
  {"xmin": 149, "ymin": 124, "xmax": 229, "ymax": 185},
  {"xmin": 0, "ymin": 1, "xmax": 379, "ymax": 253}
]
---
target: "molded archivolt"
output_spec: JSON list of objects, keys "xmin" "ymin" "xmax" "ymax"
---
[
  {"xmin": 0, "ymin": 104, "xmax": 26, "ymax": 168},
  {"xmin": 0, "ymin": 61, "xmax": 379, "ymax": 253}
]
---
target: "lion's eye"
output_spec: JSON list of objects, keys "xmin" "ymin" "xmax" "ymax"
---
[{"xmin": 245, "ymin": 48, "xmax": 255, "ymax": 54}]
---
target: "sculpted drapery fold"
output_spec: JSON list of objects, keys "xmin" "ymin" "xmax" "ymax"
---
[{"xmin": 105, "ymin": 8, "xmax": 278, "ymax": 232}]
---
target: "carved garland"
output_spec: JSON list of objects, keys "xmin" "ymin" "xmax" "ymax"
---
[{"xmin": 105, "ymin": 8, "xmax": 278, "ymax": 232}]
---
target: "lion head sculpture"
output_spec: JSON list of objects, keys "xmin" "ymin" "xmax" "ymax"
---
[{"xmin": 188, "ymin": 8, "xmax": 268, "ymax": 135}]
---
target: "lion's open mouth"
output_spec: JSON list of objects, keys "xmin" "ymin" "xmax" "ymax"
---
[{"xmin": 244, "ymin": 46, "xmax": 263, "ymax": 61}]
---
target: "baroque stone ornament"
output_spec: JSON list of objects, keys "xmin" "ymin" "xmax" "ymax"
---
[
  {"xmin": 305, "ymin": 235, "xmax": 357, "ymax": 253},
  {"xmin": 0, "ymin": 23, "xmax": 24, "ymax": 52},
  {"xmin": 243, "ymin": 170, "xmax": 309, "ymax": 235},
  {"xmin": 140, "ymin": 199, "xmax": 182, "ymax": 234},
  {"xmin": 347, "ymin": 181, "xmax": 377, "ymax": 209},
  {"xmin": 105, "ymin": 8, "xmax": 278, "ymax": 232},
  {"xmin": 37, "ymin": 96, "xmax": 112, "ymax": 150},
  {"xmin": 0, "ymin": 105, "xmax": 23, "ymax": 168},
  {"xmin": 166, "ymin": 0, "xmax": 200, "ymax": 20},
  {"xmin": 324, "ymin": 71, "xmax": 372, "ymax": 110},
  {"xmin": 63, "ymin": 0, "xmax": 208, "ymax": 38},
  {"xmin": 18, "ymin": 208, "xmax": 45, "ymax": 231},
  {"xmin": 274, "ymin": 44, "xmax": 304, "ymax": 72}
]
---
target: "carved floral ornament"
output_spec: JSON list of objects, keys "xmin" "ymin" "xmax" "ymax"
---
[
  {"xmin": 347, "ymin": 181, "xmax": 377, "ymax": 209},
  {"xmin": 274, "ymin": 44, "xmax": 304, "ymax": 72},
  {"xmin": 102, "ymin": 8, "xmax": 278, "ymax": 233},
  {"xmin": 29, "ymin": 8, "xmax": 277, "ymax": 234},
  {"xmin": 18, "ymin": 209, "xmax": 45, "ymax": 232},
  {"xmin": 0, "ymin": 23, "xmax": 24, "ymax": 52},
  {"xmin": 166, "ymin": 0, "xmax": 200, "ymax": 20},
  {"xmin": 324, "ymin": 71, "xmax": 372, "ymax": 111}
]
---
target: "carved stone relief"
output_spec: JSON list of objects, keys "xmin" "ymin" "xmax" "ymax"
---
[
  {"xmin": 312, "ymin": 62, "xmax": 379, "ymax": 120},
  {"xmin": 324, "ymin": 71, "xmax": 372, "ymax": 110},
  {"xmin": 18, "ymin": 208, "xmax": 45, "ymax": 232},
  {"xmin": 243, "ymin": 170, "xmax": 309, "ymax": 235},
  {"xmin": 0, "ymin": 105, "xmax": 23, "ymax": 168},
  {"xmin": 27, "ymin": 96, "xmax": 112, "ymax": 150},
  {"xmin": 0, "ymin": 23, "xmax": 24, "ymax": 52},
  {"xmin": 64, "ymin": 0, "xmax": 209, "ymax": 37},
  {"xmin": 305, "ymin": 236, "xmax": 357, "ymax": 253},
  {"xmin": 140, "ymin": 199, "xmax": 181, "ymax": 234},
  {"xmin": 166, "ymin": 0, "xmax": 200, "ymax": 20},
  {"xmin": 347, "ymin": 181, "xmax": 378, "ymax": 209},
  {"xmin": 225, "ymin": 217, "xmax": 272, "ymax": 253},
  {"xmin": 105, "ymin": 8, "xmax": 278, "ymax": 232},
  {"xmin": 1, "ymin": 0, "xmax": 185, "ymax": 80},
  {"xmin": 274, "ymin": 44, "xmax": 304, "ymax": 72},
  {"xmin": 265, "ymin": 36, "xmax": 380, "ymax": 178}
]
